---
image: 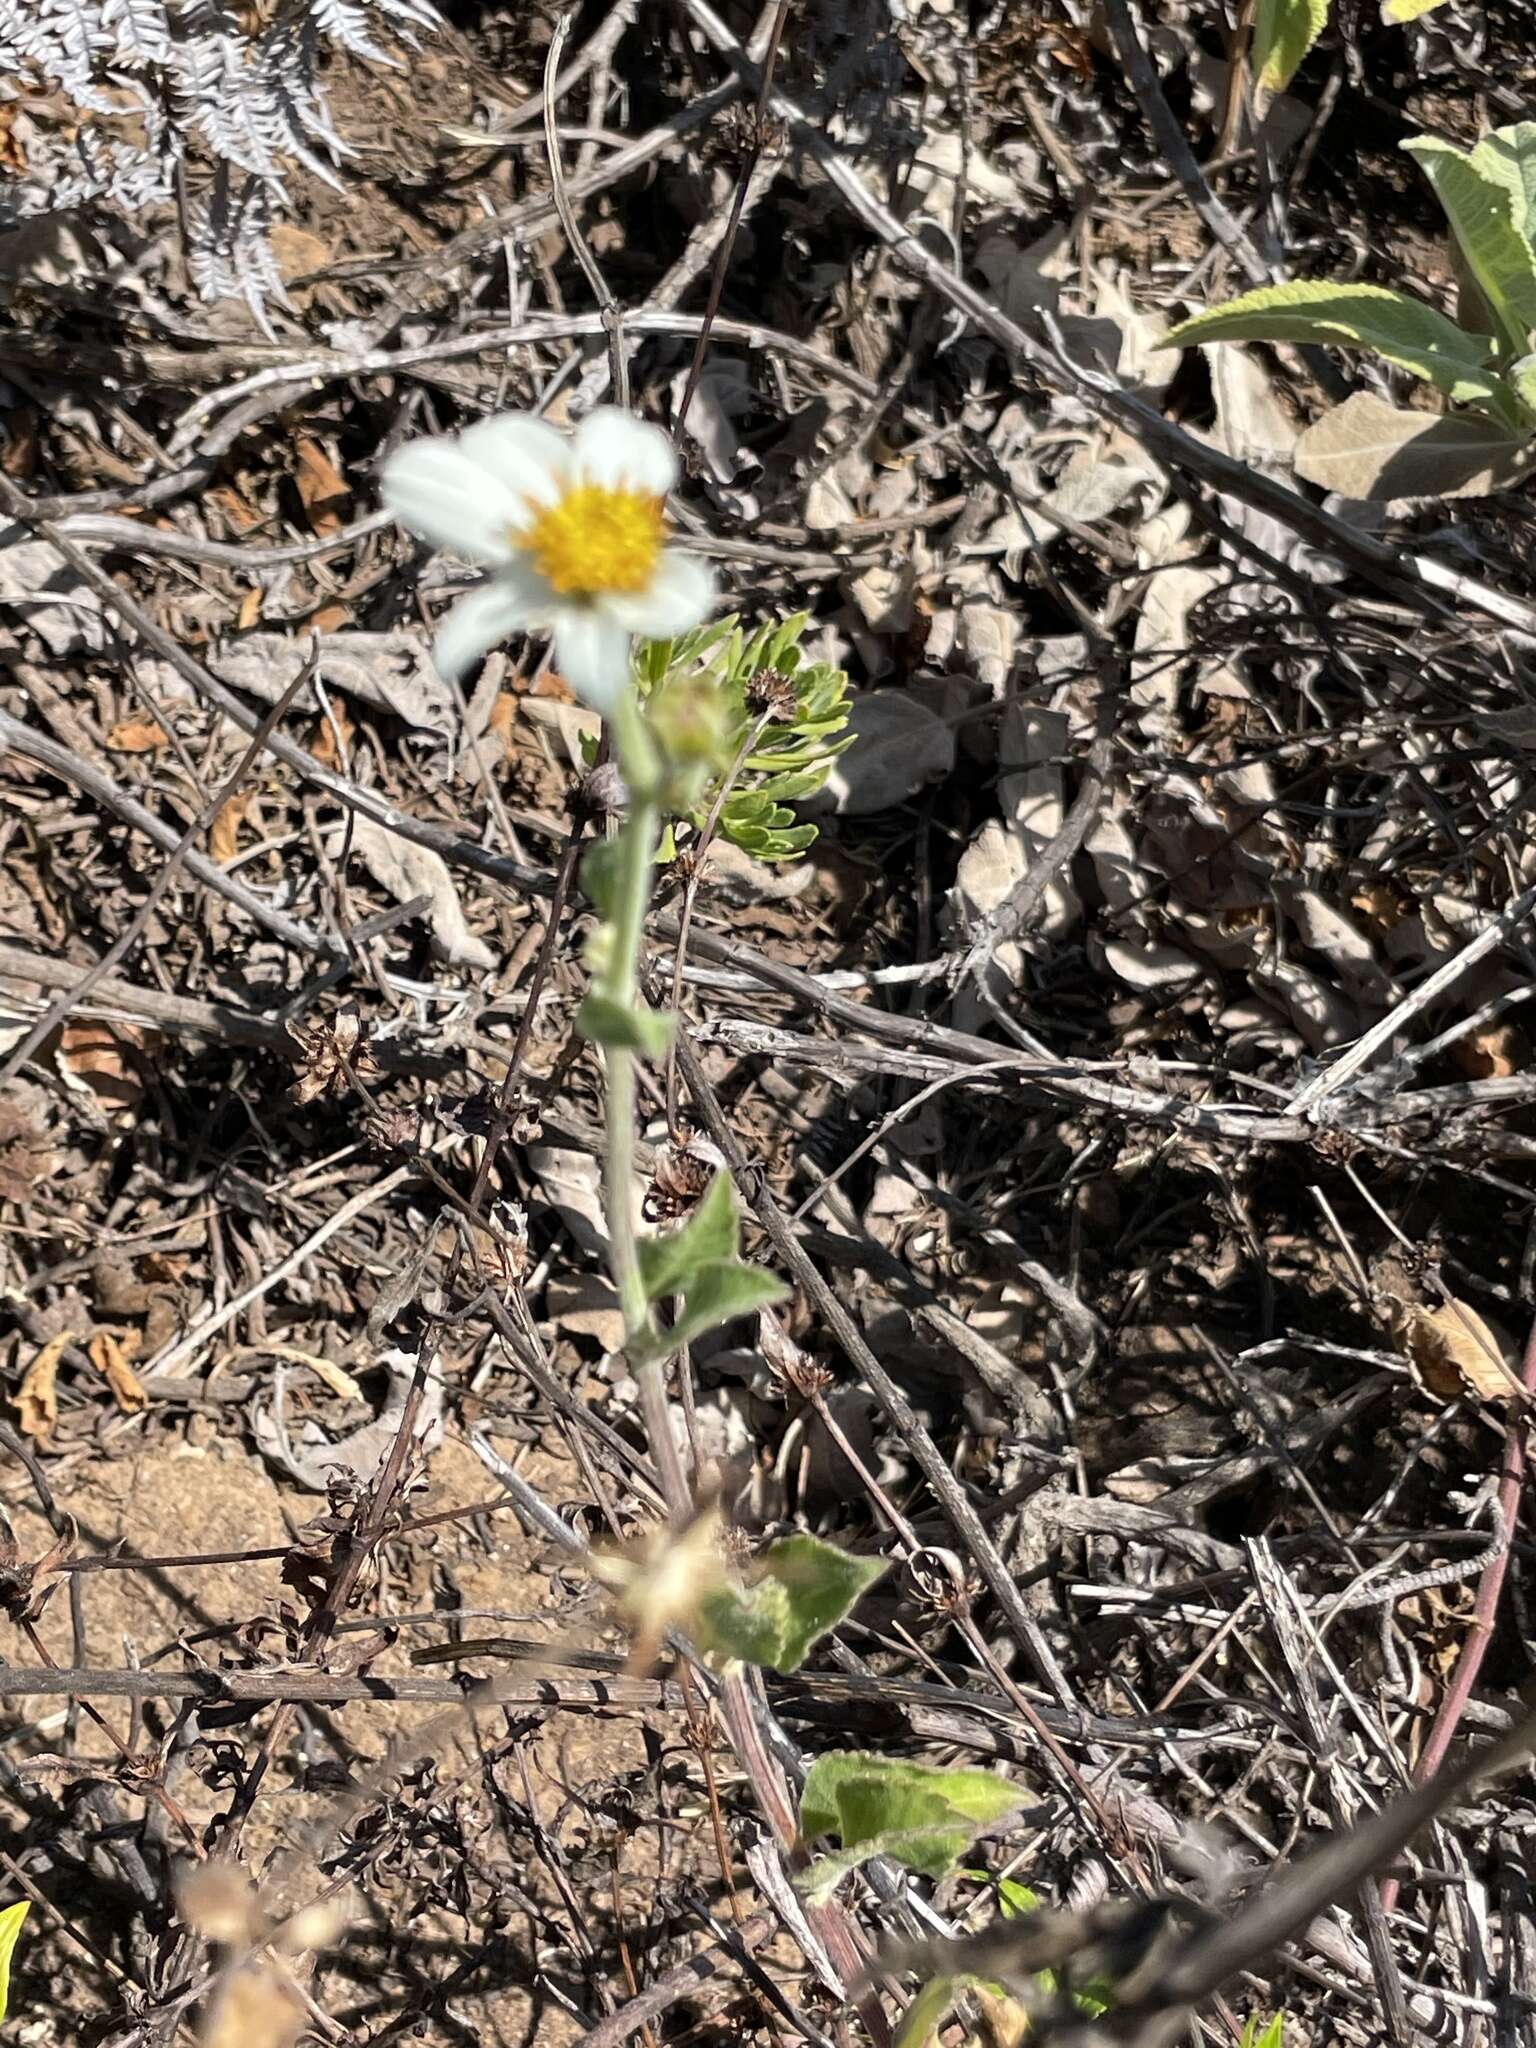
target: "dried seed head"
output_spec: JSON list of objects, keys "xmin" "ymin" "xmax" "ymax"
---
[
  {"xmin": 287, "ymin": 1003, "xmax": 380, "ymax": 1105},
  {"xmin": 278, "ymin": 1897, "xmax": 349, "ymax": 1956},
  {"xmin": 644, "ymin": 1139, "xmax": 724, "ymax": 1223},
  {"xmin": 665, "ymin": 843, "xmax": 703, "ymax": 886},
  {"xmin": 0, "ymin": 1510, "xmax": 75, "ymax": 1625},
  {"xmin": 904, "ymin": 1546, "xmax": 979, "ymax": 1617},
  {"xmin": 744, "ymin": 665, "xmax": 799, "ymax": 722},
  {"xmin": 362, "ymin": 1103, "xmax": 430, "ymax": 1155},
  {"xmin": 581, "ymin": 759, "xmax": 627, "ymax": 820},
  {"xmin": 758, "ymin": 1317, "xmax": 832, "ymax": 1401}
]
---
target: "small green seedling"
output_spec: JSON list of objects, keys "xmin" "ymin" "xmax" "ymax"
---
[
  {"xmin": 1255, "ymin": 0, "xmax": 1448, "ymax": 97},
  {"xmin": 1161, "ymin": 121, "xmax": 1536, "ymax": 498}
]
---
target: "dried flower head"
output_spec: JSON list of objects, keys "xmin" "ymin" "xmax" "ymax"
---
[
  {"xmin": 743, "ymin": 665, "xmax": 799, "ymax": 722},
  {"xmin": 644, "ymin": 1139, "xmax": 725, "ymax": 1223},
  {"xmin": 287, "ymin": 1004, "xmax": 379, "ymax": 1105}
]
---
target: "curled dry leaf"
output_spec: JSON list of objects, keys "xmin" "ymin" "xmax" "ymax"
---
[
  {"xmin": 350, "ymin": 818, "xmax": 496, "ymax": 971},
  {"xmin": 17, "ymin": 1331, "xmax": 69, "ymax": 1440},
  {"xmin": 1398, "ymin": 1298, "xmax": 1526, "ymax": 1406},
  {"xmin": 60, "ymin": 1020, "xmax": 151, "ymax": 1111},
  {"xmin": 88, "ymin": 1330, "xmax": 149, "ymax": 1415},
  {"xmin": 212, "ymin": 632, "xmax": 454, "ymax": 734}
]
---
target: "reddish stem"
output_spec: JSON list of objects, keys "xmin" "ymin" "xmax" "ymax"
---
[{"xmin": 1380, "ymin": 1310, "xmax": 1536, "ymax": 1914}]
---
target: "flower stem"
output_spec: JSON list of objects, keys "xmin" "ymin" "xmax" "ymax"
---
[{"xmin": 603, "ymin": 695, "xmax": 690, "ymax": 1519}]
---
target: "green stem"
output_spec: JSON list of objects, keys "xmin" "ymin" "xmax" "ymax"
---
[{"xmin": 601, "ymin": 694, "xmax": 690, "ymax": 1518}]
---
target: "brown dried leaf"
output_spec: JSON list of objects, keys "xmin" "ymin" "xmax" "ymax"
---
[
  {"xmin": 0, "ymin": 104, "xmax": 25, "ymax": 175},
  {"xmin": 236, "ymin": 586, "xmax": 263, "ymax": 631},
  {"xmin": 1450, "ymin": 1025, "xmax": 1524, "ymax": 1080},
  {"xmin": 61, "ymin": 1020, "xmax": 149, "ymax": 1109},
  {"xmin": 268, "ymin": 223, "xmax": 331, "ymax": 283},
  {"xmin": 309, "ymin": 703, "xmax": 356, "ymax": 770},
  {"xmin": 1400, "ymin": 1298, "xmax": 1525, "ymax": 1406},
  {"xmin": 2, "ymin": 407, "xmax": 38, "ymax": 479},
  {"xmin": 293, "ymin": 437, "xmax": 350, "ymax": 535},
  {"xmin": 17, "ymin": 1332, "xmax": 68, "ymax": 1440},
  {"xmin": 0, "ymin": 1082, "xmax": 59, "ymax": 1203},
  {"xmin": 106, "ymin": 717, "xmax": 169, "ymax": 754},
  {"xmin": 89, "ymin": 1331, "xmax": 148, "ymax": 1415},
  {"xmin": 209, "ymin": 484, "xmax": 261, "ymax": 533},
  {"xmin": 209, "ymin": 791, "xmax": 254, "ymax": 865}
]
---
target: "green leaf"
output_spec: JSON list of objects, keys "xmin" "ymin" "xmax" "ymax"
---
[
  {"xmin": 637, "ymin": 1173, "xmax": 787, "ymax": 1352},
  {"xmin": 892, "ymin": 1974, "xmax": 966, "ymax": 2048},
  {"xmin": 1162, "ymin": 280, "xmax": 1502, "ymax": 406},
  {"xmin": 695, "ymin": 1534, "xmax": 885, "ymax": 1673},
  {"xmin": 637, "ymin": 1172, "xmax": 739, "ymax": 1300},
  {"xmin": 666, "ymin": 1259, "xmax": 785, "ymax": 1351},
  {"xmin": 1471, "ymin": 124, "xmax": 1536, "ymax": 249},
  {"xmin": 1240, "ymin": 2020, "xmax": 1285, "ymax": 2048},
  {"xmin": 0, "ymin": 1901, "xmax": 28, "ymax": 2023},
  {"xmin": 1380, "ymin": 0, "xmax": 1449, "ymax": 19},
  {"xmin": 1253, "ymin": 0, "xmax": 1327, "ymax": 92},
  {"xmin": 576, "ymin": 993, "xmax": 672, "ymax": 1058},
  {"xmin": 581, "ymin": 838, "xmax": 627, "ymax": 920},
  {"xmin": 798, "ymin": 1755, "xmax": 1024, "ymax": 1902},
  {"xmin": 1405, "ymin": 136, "xmax": 1536, "ymax": 358}
]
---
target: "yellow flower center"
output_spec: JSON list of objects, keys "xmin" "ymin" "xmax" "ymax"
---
[{"xmin": 519, "ymin": 484, "xmax": 666, "ymax": 597}]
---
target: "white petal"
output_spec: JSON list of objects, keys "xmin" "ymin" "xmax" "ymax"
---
[
  {"xmin": 599, "ymin": 550, "xmax": 715, "ymax": 637},
  {"xmin": 382, "ymin": 441, "xmax": 522, "ymax": 561},
  {"xmin": 457, "ymin": 414, "xmax": 572, "ymax": 507},
  {"xmin": 552, "ymin": 608, "xmax": 634, "ymax": 713},
  {"xmin": 572, "ymin": 407, "xmax": 678, "ymax": 497},
  {"xmin": 431, "ymin": 578, "xmax": 537, "ymax": 681}
]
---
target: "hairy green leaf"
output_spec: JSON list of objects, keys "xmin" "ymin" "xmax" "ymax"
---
[
  {"xmin": 1293, "ymin": 391, "xmax": 1533, "ymax": 498},
  {"xmin": 580, "ymin": 838, "xmax": 627, "ymax": 921},
  {"xmin": 696, "ymin": 1534, "xmax": 885, "ymax": 1673},
  {"xmin": 1162, "ymin": 280, "xmax": 1501, "ymax": 405},
  {"xmin": 1405, "ymin": 136, "xmax": 1536, "ymax": 358},
  {"xmin": 798, "ymin": 1754, "xmax": 1024, "ymax": 1902},
  {"xmin": 665, "ymin": 1260, "xmax": 785, "ymax": 1351},
  {"xmin": 638, "ymin": 1173, "xmax": 738, "ymax": 1299},
  {"xmin": 1253, "ymin": 0, "xmax": 1328, "ymax": 91},
  {"xmin": 636, "ymin": 1173, "xmax": 787, "ymax": 1353},
  {"xmin": 576, "ymin": 993, "xmax": 672, "ymax": 1059}
]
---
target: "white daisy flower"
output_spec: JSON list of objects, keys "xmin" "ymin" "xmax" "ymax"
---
[{"xmin": 381, "ymin": 407, "xmax": 715, "ymax": 711}]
